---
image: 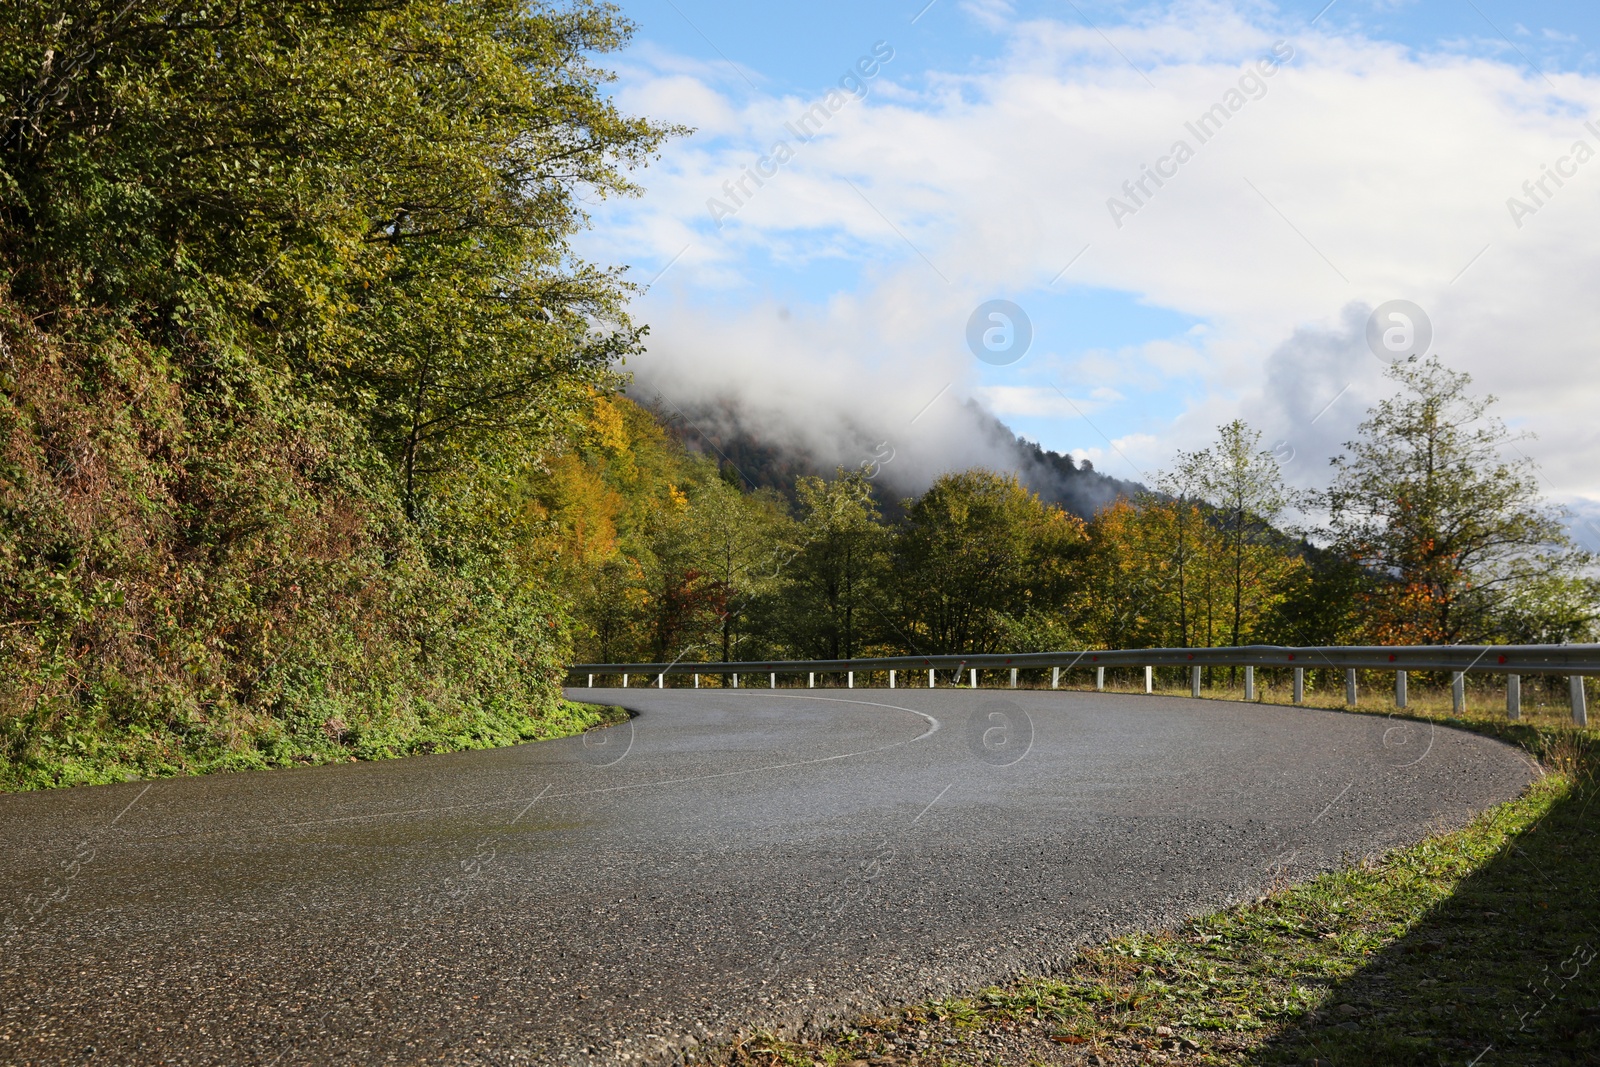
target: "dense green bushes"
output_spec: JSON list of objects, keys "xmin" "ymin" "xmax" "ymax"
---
[
  {"xmin": 0, "ymin": 293, "xmax": 601, "ymax": 789},
  {"xmin": 0, "ymin": 0, "xmax": 672, "ymax": 789}
]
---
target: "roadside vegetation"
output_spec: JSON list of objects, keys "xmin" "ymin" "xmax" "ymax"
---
[
  {"xmin": 712, "ymin": 689, "xmax": 1599, "ymax": 1067},
  {"xmin": 4, "ymin": 698, "xmax": 628, "ymax": 792},
  {"xmin": 558, "ymin": 359, "xmax": 1596, "ymax": 677},
  {"xmin": 0, "ymin": 0, "xmax": 675, "ymax": 790}
]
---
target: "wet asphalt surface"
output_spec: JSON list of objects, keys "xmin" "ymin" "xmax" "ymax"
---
[{"xmin": 0, "ymin": 688, "xmax": 1536, "ymax": 1066}]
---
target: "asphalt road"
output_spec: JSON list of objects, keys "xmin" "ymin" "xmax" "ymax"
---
[{"xmin": 0, "ymin": 688, "xmax": 1536, "ymax": 1066}]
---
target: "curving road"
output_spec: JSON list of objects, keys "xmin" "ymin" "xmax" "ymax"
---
[{"xmin": 0, "ymin": 689, "xmax": 1535, "ymax": 1066}]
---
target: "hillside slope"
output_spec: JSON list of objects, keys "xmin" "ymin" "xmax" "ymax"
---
[{"xmin": 643, "ymin": 394, "xmax": 1144, "ymax": 519}]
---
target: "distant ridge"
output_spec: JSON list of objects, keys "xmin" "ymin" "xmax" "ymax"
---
[{"xmin": 644, "ymin": 394, "xmax": 1145, "ymax": 519}]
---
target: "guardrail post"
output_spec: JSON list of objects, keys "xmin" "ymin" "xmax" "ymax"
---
[
  {"xmin": 928, "ymin": 668, "xmax": 934, "ymax": 688},
  {"xmin": 1096, "ymin": 666, "xmax": 1105, "ymax": 691},
  {"xmin": 1506, "ymin": 674, "xmax": 1521, "ymax": 720},
  {"xmin": 848, "ymin": 671, "xmax": 854, "ymax": 689},
  {"xmin": 1010, "ymin": 667, "xmax": 1018, "ymax": 688},
  {"xmin": 657, "ymin": 672, "xmax": 664, "ymax": 689},
  {"xmin": 1190, "ymin": 665, "xmax": 1201, "ymax": 698},
  {"xmin": 1572, "ymin": 676, "xmax": 1588, "ymax": 727},
  {"xmin": 1345, "ymin": 668, "xmax": 1357, "ymax": 707},
  {"xmin": 1052, "ymin": 666, "xmax": 1060, "ymax": 689},
  {"xmin": 1451, "ymin": 672, "xmax": 1465, "ymax": 714},
  {"xmin": 694, "ymin": 673, "xmax": 700, "ymax": 688},
  {"xmin": 890, "ymin": 669, "xmax": 896, "ymax": 689},
  {"xmin": 622, "ymin": 673, "xmax": 628, "ymax": 688},
  {"xmin": 808, "ymin": 672, "xmax": 814, "ymax": 688},
  {"xmin": 732, "ymin": 672, "xmax": 739, "ymax": 689},
  {"xmin": 1293, "ymin": 667, "xmax": 1304, "ymax": 705},
  {"xmin": 587, "ymin": 673, "xmax": 593, "ymax": 687},
  {"xmin": 1144, "ymin": 666, "xmax": 1152, "ymax": 694},
  {"xmin": 970, "ymin": 668, "xmax": 977, "ymax": 688},
  {"xmin": 770, "ymin": 671, "xmax": 776, "ymax": 688},
  {"xmin": 1395, "ymin": 670, "xmax": 1407, "ymax": 709},
  {"xmin": 1244, "ymin": 665, "xmax": 1255, "ymax": 701}
]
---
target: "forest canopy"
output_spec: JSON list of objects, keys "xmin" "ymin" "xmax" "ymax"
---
[{"xmin": 535, "ymin": 363, "xmax": 1595, "ymax": 670}]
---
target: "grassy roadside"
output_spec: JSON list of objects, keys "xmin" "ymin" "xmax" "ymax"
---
[
  {"xmin": 712, "ymin": 689, "xmax": 1600, "ymax": 1067},
  {"xmin": 0, "ymin": 700, "xmax": 628, "ymax": 793}
]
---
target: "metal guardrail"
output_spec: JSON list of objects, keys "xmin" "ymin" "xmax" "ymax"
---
[
  {"xmin": 572, "ymin": 644, "xmax": 1600, "ymax": 677},
  {"xmin": 567, "ymin": 644, "xmax": 1600, "ymax": 725}
]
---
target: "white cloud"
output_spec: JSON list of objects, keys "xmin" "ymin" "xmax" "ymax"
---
[
  {"xmin": 972, "ymin": 385, "xmax": 1115, "ymax": 419},
  {"xmin": 585, "ymin": 2, "xmax": 1600, "ymax": 506}
]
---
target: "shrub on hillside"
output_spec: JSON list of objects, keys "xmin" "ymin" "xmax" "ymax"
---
[{"xmin": 0, "ymin": 296, "xmax": 573, "ymax": 789}]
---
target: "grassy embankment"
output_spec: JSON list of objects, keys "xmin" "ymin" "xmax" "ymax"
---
[
  {"xmin": 715, "ymin": 678, "xmax": 1599, "ymax": 1067},
  {"xmin": 0, "ymin": 701, "xmax": 629, "ymax": 794}
]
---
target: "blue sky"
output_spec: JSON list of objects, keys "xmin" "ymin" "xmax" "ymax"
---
[
  {"xmin": 578, "ymin": 0, "xmax": 1600, "ymax": 525},
  {"xmin": 619, "ymin": 1, "xmax": 1600, "ymax": 93}
]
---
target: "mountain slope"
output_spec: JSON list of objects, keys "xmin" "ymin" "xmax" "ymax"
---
[{"xmin": 640, "ymin": 392, "xmax": 1144, "ymax": 519}]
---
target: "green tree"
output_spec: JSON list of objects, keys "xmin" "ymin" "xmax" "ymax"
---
[
  {"xmin": 1192, "ymin": 419, "xmax": 1296, "ymax": 648},
  {"xmin": 1076, "ymin": 494, "xmax": 1224, "ymax": 649},
  {"xmin": 1323, "ymin": 357, "xmax": 1589, "ymax": 644},
  {"xmin": 772, "ymin": 470, "xmax": 891, "ymax": 660},
  {"xmin": 577, "ymin": 556, "xmax": 650, "ymax": 667},
  {"xmin": 1, "ymin": 0, "xmax": 679, "ymax": 519},
  {"xmin": 1264, "ymin": 541, "xmax": 1366, "ymax": 647},
  {"xmin": 1073, "ymin": 498, "xmax": 1175, "ymax": 650},
  {"xmin": 893, "ymin": 470, "xmax": 1084, "ymax": 655},
  {"xmin": 1155, "ymin": 450, "xmax": 1211, "ymax": 646},
  {"xmin": 688, "ymin": 476, "xmax": 788, "ymax": 664}
]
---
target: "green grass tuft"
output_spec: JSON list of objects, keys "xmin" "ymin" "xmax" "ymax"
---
[{"xmin": 0, "ymin": 699, "xmax": 625, "ymax": 793}]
